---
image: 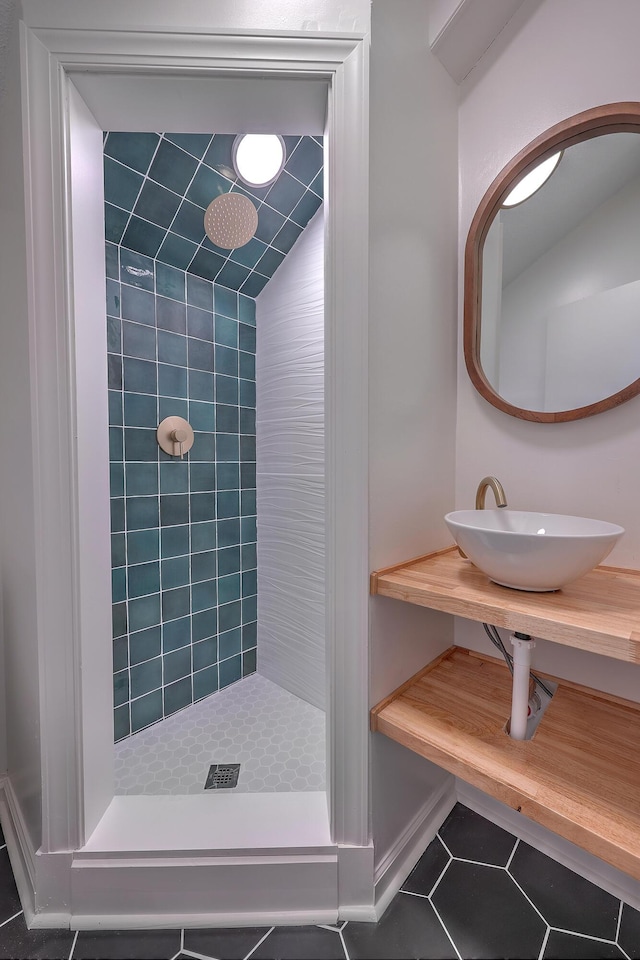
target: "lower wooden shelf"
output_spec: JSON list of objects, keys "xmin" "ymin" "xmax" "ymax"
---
[{"xmin": 371, "ymin": 646, "xmax": 640, "ymax": 881}]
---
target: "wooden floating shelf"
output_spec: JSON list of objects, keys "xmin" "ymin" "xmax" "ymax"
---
[
  {"xmin": 371, "ymin": 546, "xmax": 640, "ymax": 664},
  {"xmin": 371, "ymin": 646, "xmax": 640, "ymax": 881}
]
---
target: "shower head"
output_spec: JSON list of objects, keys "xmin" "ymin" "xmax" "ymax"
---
[{"xmin": 204, "ymin": 192, "xmax": 258, "ymax": 249}]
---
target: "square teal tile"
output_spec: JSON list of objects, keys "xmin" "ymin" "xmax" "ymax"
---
[
  {"xmin": 192, "ymin": 578, "xmax": 217, "ymax": 612},
  {"xmin": 105, "ymin": 204, "xmax": 129, "ymax": 244},
  {"xmin": 163, "ymin": 646, "xmax": 191, "ymax": 685},
  {"xmin": 190, "ymin": 462, "xmax": 215, "ymax": 493},
  {"xmin": 243, "ymin": 595, "xmax": 257, "ymax": 623},
  {"xmin": 159, "ymin": 396, "xmax": 188, "ymax": 423},
  {"xmin": 106, "ymin": 278, "xmax": 121, "ymax": 317},
  {"xmin": 109, "ymin": 426, "xmax": 123, "ymax": 462},
  {"xmin": 125, "ymin": 461, "xmax": 158, "ymax": 497},
  {"xmin": 243, "ymin": 648, "xmax": 257, "ymax": 675},
  {"xmin": 129, "ymin": 625, "xmax": 161, "ymax": 666},
  {"xmin": 130, "ymin": 656, "xmax": 162, "ymax": 699},
  {"xmin": 285, "ymin": 136, "xmax": 323, "ymax": 186},
  {"xmin": 187, "ymin": 165, "xmax": 228, "ymax": 210},
  {"xmin": 272, "ymin": 219, "xmax": 303, "ymax": 255},
  {"xmin": 241, "ymin": 489, "xmax": 256, "ymax": 515},
  {"xmin": 218, "ymin": 545, "xmax": 240, "ymax": 576},
  {"xmin": 113, "ymin": 637, "xmax": 129, "ymax": 673},
  {"xmin": 111, "ymin": 566, "xmax": 126, "ymax": 604},
  {"xmin": 254, "ymin": 205, "xmax": 286, "ymax": 244},
  {"xmin": 239, "ymin": 351, "xmax": 255, "ymax": 380},
  {"xmin": 113, "ymin": 669, "xmax": 129, "ymax": 708},
  {"xmin": 216, "ymin": 404, "xmax": 239, "ymax": 434},
  {"xmin": 240, "ymin": 407, "xmax": 255, "ymax": 434},
  {"xmin": 242, "ymin": 569, "xmax": 257, "ymax": 596},
  {"xmin": 156, "ymin": 262, "xmax": 185, "ymax": 301},
  {"xmin": 122, "ymin": 216, "xmax": 166, "ymax": 258},
  {"xmin": 164, "ymin": 676, "xmax": 192, "ymax": 716},
  {"xmin": 108, "ymin": 390, "xmax": 123, "ymax": 426},
  {"xmin": 189, "ymin": 370, "xmax": 214, "ymax": 402},
  {"xmin": 242, "ymin": 621, "xmax": 257, "ymax": 649},
  {"xmin": 191, "ymin": 432, "xmax": 216, "ymax": 460},
  {"xmin": 187, "ymin": 274, "xmax": 213, "ymax": 310},
  {"xmin": 241, "ymin": 462, "xmax": 256, "ymax": 489},
  {"xmin": 112, "ymin": 600, "xmax": 127, "ymax": 638},
  {"xmin": 193, "ymin": 664, "xmax": 218, "ymax": 701},
  {"xmin": 192, "ymin": 607, "xmax": 216, "ymax": 643},
  {"xmin": 124, "ymin": 392, "xmax": 157, "ymax": 429},
  {"xmin": 161, "ymin": 524, "xmax": 189, "ymax": 558},
  {"xmin": 216, "ymin": 261, "xmax": 250, "ymax": 290},
  {"xmin": 160, "ymin": 461, "xmax": 188, "ymax": 494},
  {"xmin": 127, "ymin": 528, "xmax": 160, "ymax": 564},
  {"xmin": 122, "ymin": 320, "xmax": 156, "ymax": 361},
  {"xmin": 162, "ymin": 616, "xmax": 191, "ymax": 653},
  {"xmin": 239, "ymin": 379, "xmax": 255, "ymax": 408},
  {"xmin": 218, "ymin": 599, "xmax": 241, "ymax": 633},
  {"xmin": 214, "ymin": 315, "xmax": 238, "ymax": 348},
  {"xmin": 215, "ymin": 374, "xmax": 238, "ymax": 406},
  {"xmin": 238, "ymin": 324, "xmax": 256, "ymax": 353},
  {"xmin": 190, "ymin": 492, "xmax": 215, "ymax": 523},
  {"xmin": 219, "ymin": 654, "xmax": 242, "ymax": 689},
  {"xmin": 134, "ymin": 179, "xmax": 181, "ymax": 229},
  {"xmin": 150, "ymin": 139, "xmax": 199, "ymax": 196},
  {"xmin": 124, "ymin": 427, "xmax": 158, "ymax": 462},
  {"xmin": 127, "ymin": 560, "xmax": 160, "ymax": 599},
  {"xmin": 216, "ymin": 434, "xmax": 239, "ymax": 461},
  {"xmin": 255, "ymin": 246, "xmax": 285, "ymax": 278},
  {"xmin": 156, "ymin": 296, "xmax": 186, "ymax": 335},
  {"xmin": 128, "ymin": 592, "xmax": 161, "ymax": 633},
  {"xmin": 191, "ymin": 521, "xmax": 216, "ymax": 553},
  {"xmin": 105, "ymin": 132, "xmax": 159, "ymax": 175},
  {"xmin": 290, "ymin": 190, "xmax": 323, "ymax": 229},
  {"xmin": 120, "ymin": 249, "xmax": 154, "ymax": 290},
  {"xmin": 187, "ymin": 336, "xmax": 214, "ymax": 372},
  {"xmin": 104, "ymin": 156, "xmax": 143, "ymax": 210},
  {"xmin": 191, "ymin": 550, "xmax": 216, "ymax": 583},
  {"xmin": 218, "ymin": 573, "xmax": 240, "ymax": 605},
  {"xmin": 240, "ymin": 272, "xmax": 269, "ymax": 298},
  {"xmin": 187, "ymin": 306, "xmax": 214, "ymax": 341},
  {"xmin": 111, "ymin": 532, "xmax": 126, "ymax": 568},
  {"xmin": 123, "ymin": 357, "xmax": 157, "ymax": 395},
  {"xmin": 219, "ymin": 626, "xmax": 241, "ymax": 660},
  {"xmin": 158, "ymin": 330, "xmax": 187, "ymax": 366},
  {"xmin": 188, "ymin": 401, "xmax": 215, "ymax": 432},
  {"xmin": 161, "ymin": 555, "xmax": 190, "ymax": 589},
  {"xmin": 193, "ymin": 636, "xmax": 217, "ymax": 671},
  {"xmin": 110, "ymin": 462, "xmax": 124, "ymax": 498},
  {"xmin": 110, "ymin": 497, "xmax": 125, "ymax": 533},
  {"xmin": 166, "ymin": 133, "xmax": 213, "ymax": 161},
  {"xmin": 238, "ymin": 295, "xmax": 255, "ymax": 326},
  {"xmin": 162, "ymin": 585, "xmax": 190, "ymax": 621},
  {"xmin": 157, "ymin": 232, "xmax": 199, "ymax": 271},
  {"xmin": 131, "ymin": 688, "xmax": 163, "ymax": 733},
  {"xmin": 107, "ymin": 316, "xmax": 121, "ymax": 353},
  {"xmin": 241, "ymin": 543, "xmax": 256, "ymax": 569},
  {"xmin": 160, "ymin": 494, "xmax": 189, "ymax": 526},
  {"xmin": 218, "ymin": 518, "xmax": 240, "ymax": 547},
  {"xmin": 214, "ymin": 286, "xmax": 238, "ymax": 319},
  {"xmin": 189, "ymin": 248, "xmax": 226, "ymax": 283},
  {"xmin": 229, "ymin": 236, "xmax": 267, "ymax": 269},
  {"xmin": 173, "ymin": 199, "xmax": 207, "ymax": 244},
  {"xmin": 114, "ymin": 704, "xmax": 130, "ymax": 741},
  {"xmin": 216, "ymin": 462, "xmax": 239, "ymax": 491},
  {"xmin": 158, "ymin": 362, "xmax": 187, "ymax": 399},
  {"xmin": 217, "ymin": 490, "xmax": 239, "ymax": 519}
]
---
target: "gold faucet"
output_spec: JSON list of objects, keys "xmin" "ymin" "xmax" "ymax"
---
[{"xmin": 475, "ymin": 476, "xmax": 508, "ymax": 510}]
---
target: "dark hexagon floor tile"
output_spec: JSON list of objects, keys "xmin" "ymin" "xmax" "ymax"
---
[
  {"xmin": 0, "ymin": 913, "xmax": 74, "ymax": 960},
  {"xmin": 0, "ymin": 848, "xmax": 21, "ymax": 924},
  {"xmin": 250, "ymin": 925, "xmax": 346, "ymax": 959},
  {"xmin": 72, "ymin": 928, "xmax": 181, "ymax": 959},
  {"xmin": 183, "ymin": 925, "xmax": 270, "ymax": 959},
  {"xmin": 509, "ymin": 842, "xmax": 620, "ymax": 940},
  {"xmin": 402, "ymin": 835, "xmax": 450, "ymax": 897},
  {"xmin": 342, "ymin": 892, "xmax": 456, "ymax": 960},
  {"xmin": 619, "ymin": 902, "xmax": 640, "ymax": 959},
  {"xmin": 438, "ymin": 803, "xmax": 517, "ymax": 866},
  {"xmin": 543, "ymin": 930, "xmax": 624, "ymax": 958},
  {"xmin": 432, "ymin": 859, "xmax": 546, "ymax": 959}
]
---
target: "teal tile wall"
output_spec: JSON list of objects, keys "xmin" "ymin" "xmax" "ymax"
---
[{"xmin": 107, "ymin": 245, "xmax": 258, "ymax": 741}]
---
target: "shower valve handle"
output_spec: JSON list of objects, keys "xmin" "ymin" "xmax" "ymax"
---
[{"xmin": 170, "ymin": 428, "xmax": 188, "ymax": 459}]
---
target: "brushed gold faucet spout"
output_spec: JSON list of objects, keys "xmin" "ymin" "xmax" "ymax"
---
[{"xmin": 475, "ymin": 476, "xmax": 508, "ymax": 510}]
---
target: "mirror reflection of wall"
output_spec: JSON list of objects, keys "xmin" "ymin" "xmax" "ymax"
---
[{"xmin": 479, "ymin": 130, "xmax": 640, "ymax": 414}]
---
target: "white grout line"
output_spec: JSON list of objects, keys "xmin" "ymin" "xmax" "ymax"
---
[
  {"xmin": 536, "ymin": 925, "xmax": 551, "ymax": 960},
  {"xmin": 549, "ymin": 925, "xmax": 627, "ymax": 946},
  {"xmin": 616, "ymin": 899, "xmax": 624, "ymax": 942},
  {"xmin": 339, "ymin": 925, "xmax": 351, "ymax": 960},
  {"xmin": 0, "ymin": 910, "xmax": 22, "ymax": 929},
  {"xmin": 67, "ymin": 929, "xmax": 79, "ymax": 960},
  {"xmin": 428, "ymin": 897, "xmax": 464, "ymax": 960},
  {"xmin": 505, "ymin": 835, "xmax": 519, "ymax": 869},
  {"xmin": 506, "ymin": 868, "xmax": 549, "ymax": 925},
  {"xmin": 446, "ymin": 854, "xmax": 505, "ymax": 869},
  {"xmin": 243, "ymin": 925, "xmax": 275, "ymax": 960}
]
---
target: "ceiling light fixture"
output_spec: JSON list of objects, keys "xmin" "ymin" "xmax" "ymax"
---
[
  {"xmin": 502, "ymin": 151, "xmax": 562, "ymax": 207},
  {"xmin": 232, "ymin": 134, "xmax": 286, "ymax": 187}
]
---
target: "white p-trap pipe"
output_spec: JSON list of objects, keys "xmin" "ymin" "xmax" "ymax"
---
[{"xmin": 509, "ymin": 633, "xmax": 536, "ymax": 740}]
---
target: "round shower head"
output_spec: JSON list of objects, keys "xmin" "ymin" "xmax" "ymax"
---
[{"xmin": 204, "ymin": 193, "xmax": 258, "ymax": 249}]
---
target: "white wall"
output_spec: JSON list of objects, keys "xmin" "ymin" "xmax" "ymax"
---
[
  {"xmin": 457, "ymin": 0, "xmax": 640, "ymax": 697},
  {"xmin": 0, "ymin": 2, "xmax": 41, "ymax": 845},
  {"xmin": 256, "ymin": 210, "xmax": 325, "ymax": 711},
  {"xmin": 369, "ymin": 0, "xmax": 459, "ymax": 872}
]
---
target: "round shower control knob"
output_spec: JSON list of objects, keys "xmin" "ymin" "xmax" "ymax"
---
[{"xmin": 157, "ymin": 416, "xmax": 195, "ymax": 460}]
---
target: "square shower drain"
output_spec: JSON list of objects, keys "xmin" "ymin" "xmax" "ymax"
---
[{"xmin": 204, "ymin": 763, "xmax": 241, "ymax": 790}]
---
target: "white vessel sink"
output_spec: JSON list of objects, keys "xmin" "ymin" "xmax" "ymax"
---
[{"xmin": 444, "ymin": 509, "xmax": 624, "ymax": 591}]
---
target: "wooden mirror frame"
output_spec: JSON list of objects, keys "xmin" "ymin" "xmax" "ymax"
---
[{"xmin": 464, "ymin": 102, "xmax": 640, "ymax": 423}]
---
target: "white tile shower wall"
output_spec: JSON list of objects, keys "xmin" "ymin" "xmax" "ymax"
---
[{"xmin": 256, "ymin": 210, "xmax": 325, "ymax": 710}]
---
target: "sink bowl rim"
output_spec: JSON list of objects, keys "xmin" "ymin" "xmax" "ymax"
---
[{"xmin": 445, "ymin": 509, "xmax": 625, "ymax": 540}]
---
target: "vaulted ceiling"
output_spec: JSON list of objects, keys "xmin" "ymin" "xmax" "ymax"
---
[{"xmin": 104, "ymin": 132, "xmax": 324, "ymax": 296}]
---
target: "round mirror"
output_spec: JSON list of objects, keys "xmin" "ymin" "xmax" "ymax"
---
[{"xmin": 464, "ymin": 103, "xmax": 640, "ymax": 422}]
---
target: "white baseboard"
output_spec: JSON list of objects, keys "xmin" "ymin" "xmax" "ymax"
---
[
  {"xmin": 0, "ymin": 776, "xmax": 38, "ymax": 926},
  {"xmin": 457, "ymin": 781, "xmax": 640, "ymax": 912},
  {"xmin": 373, "ymin": 776, "xmax": 456, "ymax": 920}
]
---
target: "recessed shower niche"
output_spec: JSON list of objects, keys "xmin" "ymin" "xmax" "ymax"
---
[{"xmin": 105, "ymin": 130, "xmax": 326, "ymax": 795}]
